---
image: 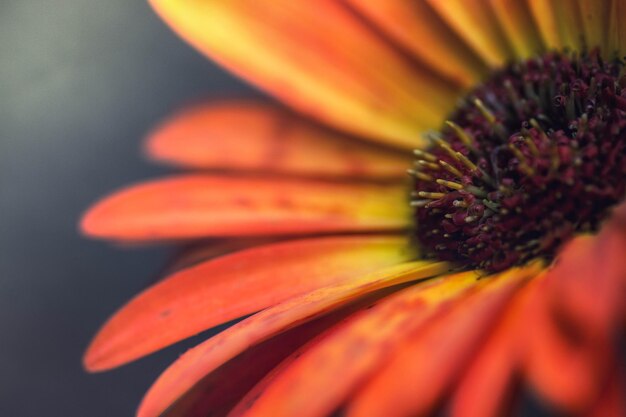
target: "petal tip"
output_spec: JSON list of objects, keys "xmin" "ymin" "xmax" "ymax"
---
[
  {"xmin": 82, "ymin": 341, "xmax": 108, "ymax": 373},
  {"xmin": 82, "ymin": 326, "xmax": 129, "ymax": 373},
  {"xmin": 79, "ymin": 202, "xmax": 110, "ymax": 239}
]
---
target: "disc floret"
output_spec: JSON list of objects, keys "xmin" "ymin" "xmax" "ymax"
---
[{"xmin": 412, "ymin": 51, "xmax": 626, "ymax": 272}]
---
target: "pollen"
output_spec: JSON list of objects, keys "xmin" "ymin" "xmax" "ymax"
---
[{"xmin": 411, "ymin": 50, "xmax": 626, "ymax": 272}]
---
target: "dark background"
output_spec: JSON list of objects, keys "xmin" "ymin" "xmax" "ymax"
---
[{"xmin": 1, "ymin": 1, "xmax": 258, "ymax": 415}]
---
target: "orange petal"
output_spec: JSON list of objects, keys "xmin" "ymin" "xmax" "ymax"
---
[
  {"xmin": 345, "ymin": 0, "xmax": 487, "ymax": 87},
  {"xmin": 449, "ymin": 273, "xmax": 547, "ymax": 417},
  {"xmin": 148, "ymin": 0, "xmax": 460, "ymax": 149},
  {"xmin": 137, "ymin": 260, "xmax": 450, "ymax": 417},
  {"xmin": 545, "ymin": 228, "xmax": 626, "ymax": 345},
  {"xmin": 81, "ymin": 175, "xmax": 410, "ymax": 241},
  {"xmin": 426, "ymin": 0, "xmax": 514, "ymax": 67},
  {"xmin": 83, "ymin": 235, "xmax": 415, "ymax": 371},
  {"xmin": 227, "ymin": 336, "xmax": 326, "ymax": 417},
  {"xmin": 146, "ymin": 100, "xmax": 412, "ymax": 179},
  {"xmin": 156, "ymin": 303, "xmax": 358, "ymax": 417},
  {"xmin": 487, "ymin": 0, "xmax": 544, "ymax": 58},
  {"xmin": 524, "ymin": 289, "xmax": 614, "ymax": 414},
  {"xmin": 227, "ymin": 271, "xmax": 484, "ymax": 417},
  {"xmin": 523, "ymin": 231, "xmax": 626, "ymax": 413},
  {"xmin": 347, "ymin": 263, "xmax": 543, "ymax": 417}
]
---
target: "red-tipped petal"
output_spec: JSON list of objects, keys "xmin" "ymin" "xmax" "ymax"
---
[
  {"xmin": 148, "ymin": 0, "xmax": 460, "ymax": 149},
  {"xmin": 84, "ymin": 236, "xmax": 414, "ymax": 371},
  {"xmin": 81, "ymin": 175, "xmax": 410, "ymax": 241},
  {"xmin": 347, "ymin": 263, "xmax": 543, "ymax": 417},
  {"xmin": 146, "ymin": 100, "xmax": 412, "ymax": 179},
  {"xmin": 137, "ymin": 260, "xmax": 450, "ymax": 417}
]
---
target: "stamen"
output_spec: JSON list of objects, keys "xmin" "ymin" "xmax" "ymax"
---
[
  {"xmin": 438, "ymin": 160, "xmax": 463, "ymax": 177},
  {"xmin": 413, "ymin": 149, "xmax": 437, "ymax": 162},
  {"xmin": 455, "ymin": 152, "xmax": 478, "ymax": 172},
  {"xmin": 417, "ymin": 191, "xmax": 446, "ymax": 199},
  {"xmin": 444, "ymin": 120, "xmax": 475, "ymax": 149},
  {"xmin": 409, "ymin": 170, "xmax": 434, "ymax": 182},
  {"xmin": 416, "ymin": 160, "xmax": 440, "ymax": 170},
  {"xmin": 436, "ymin": 179, "xmax": 464, "ymax": 190},
  {"xmin": 473, "ymin": 98, "xmax": 496, "ymax": 124}
]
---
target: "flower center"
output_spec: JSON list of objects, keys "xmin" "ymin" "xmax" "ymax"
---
[{"xmin": 411, "ymin": 50, "xmax": 626, "ymax": 272}]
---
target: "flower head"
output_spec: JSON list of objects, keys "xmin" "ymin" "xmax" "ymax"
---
[{"xmin": 82, "ymin": 2, "xmax": 626, "ymax": 417}]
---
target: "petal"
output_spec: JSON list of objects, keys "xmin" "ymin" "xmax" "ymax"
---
[
  {"xmin": 138, "ymin": 260, "xmax": 451, "ymax": 417},
  {"xmin": 487, "ymin": 0, "xmax": 544, "ymax": 58},
  {"xmin": 227, "ymin": 271, "xmax": 483, "ymax": 417},
  {"xmin": 146, "ymin": 100, "xmax": 412, "ymax": 180},
  {"xmin": 148, "ymin": 0, "xmax": 460, "ymax": 149},
  {"xmin": 544, "ymin": 227, "xmax": 626, "ymax": 344},
  {"xmin": 426, "ymin": 0, "xmax": 514, "ymax": 67},
  {"xmin": 81, "ymin": 175, "xmax": 410, "ymax": 241},
  {"xmin": 612, "ymin": 1, "xmax": 626, "ymax": 56},
  {"xmin": 449, "ymin": 274, "xmax": 546, "ymax": 417},
  {"xmin": 156, "ymin": 302, "xmax": 359, "ymax": 417},
  {"xmin": 527, "ymin": 0, "xmax": 584, "ymax": 52},
  {"xmin": 524, "ymin": 290, "xmax": 615, "ymax": 414},
  {"xmin": 83, "ymin": 235, "xmax": 415, "ymax": 371},
  {"xmin": 160, "ymin": 237, "xmax": 282, "ymax": 276},
  {"xmin": 227, "ymin": 337, "xmax": 326, "ymax": 417},
  {"xmin": 578, "ymin": 0, "xmax": 612, "ymax": 53},
  {"xmin": 523, "ymin": 230, "xmax": 626, "ymax": 413},
  {"xmin": 526, "ymin": 0, "xmax": 563, "ymax": 50},
  {"xmin": 345, "ymin": 0, "xmax": 487, "ymax": 87},
  {"xmin": 346, "ymin": 263, "xmax": 543, "ymax": 417}
]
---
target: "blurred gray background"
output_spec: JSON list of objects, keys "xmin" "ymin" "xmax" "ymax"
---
[{"xmin": 1, "ymin": 1, "xmax": 258, "ymax": 415}]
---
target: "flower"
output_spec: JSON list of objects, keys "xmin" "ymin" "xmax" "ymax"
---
[{"xmin": 81, "ymin": 1, "xmax": 626, "ymax": 417}]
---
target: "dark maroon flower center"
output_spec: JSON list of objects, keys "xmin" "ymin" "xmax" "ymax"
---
[{"xmin": 411, "ymin": 50, "xmax": 626, "ymax": 272}]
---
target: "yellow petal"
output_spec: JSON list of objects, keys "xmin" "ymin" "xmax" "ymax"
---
[
  {"xmin": 426, "ymin": 0, "xmax": 514, "ymax": 67},
  {"xmin": 578, "ymin": 0, "xmax": 612, "ymax": 53},
  {"xmin": 149, "ymin": 0, "xmax": 460, "ymax": 149},
  {"xmin": 487, "ymin": 0, "xmax": 544, "ymax": 58},
  {"xmin": 527, "ymin": 0, "xmax": 584, "ymax": 52}
]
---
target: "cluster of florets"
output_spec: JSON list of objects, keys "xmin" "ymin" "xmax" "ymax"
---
[{"xmin": 411, "ymin": 50, "xmax": 626, "ymax": 272}]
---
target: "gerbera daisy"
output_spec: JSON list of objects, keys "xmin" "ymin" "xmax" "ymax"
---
[{"xmin": 82, "ymin": 1, "xmax": 626, "ymax": 416}]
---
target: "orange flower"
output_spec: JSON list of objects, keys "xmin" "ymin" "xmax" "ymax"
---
[{"xmin": 82, "ymin": 1, "xmax": 626, "ymax": 416}]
